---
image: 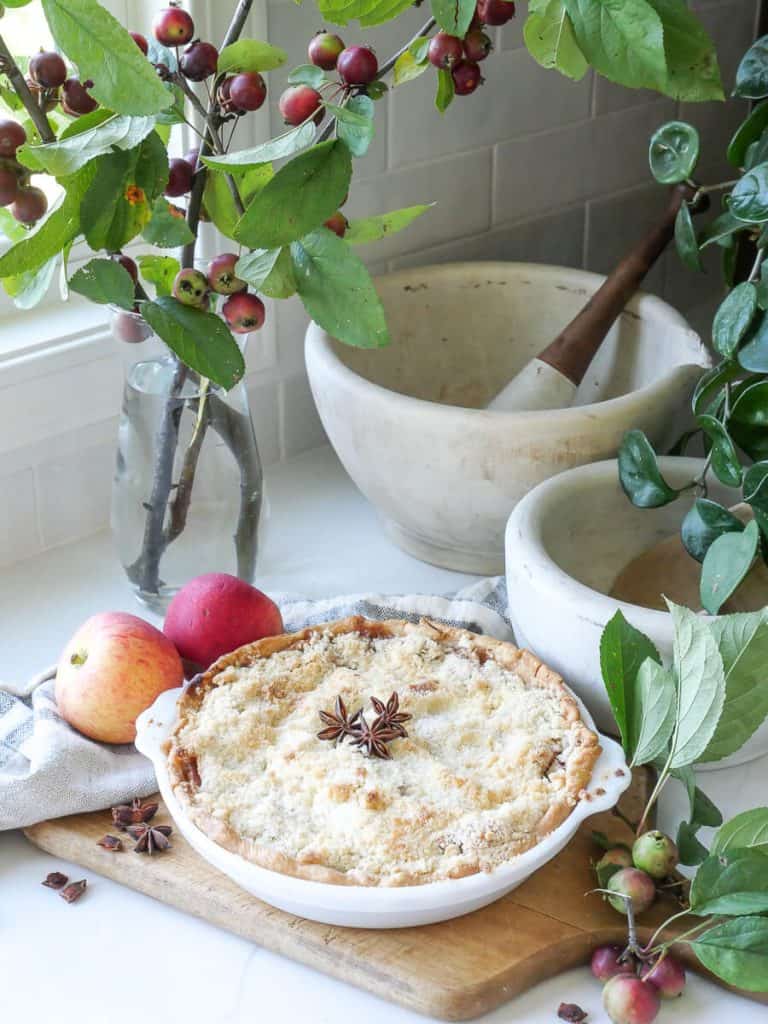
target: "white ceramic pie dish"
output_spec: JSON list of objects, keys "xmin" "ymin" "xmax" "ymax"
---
[{"xmin": 135, "ymin": 684, "xmax": 630, "ymax": 929}]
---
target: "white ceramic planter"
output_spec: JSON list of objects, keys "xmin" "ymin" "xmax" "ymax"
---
[
  {"xmin": 306, "ymin": 262, "xmax": 710, "ymax": 574},
  {"xmin": 505, "ymin": 457, "xmax": 768, "ymax": 768}
]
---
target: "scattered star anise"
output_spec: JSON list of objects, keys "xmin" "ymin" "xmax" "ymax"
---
[
  {"xmin": 370, "ymin": 692, "xmax": 412, "ymax": 739},
  {"xmin": 127, "ymin": 823, "xmax": 172, "ymax": 855},
  {"xmin": 111, "ymin": 797, "xmax": 158, "ymax": 830},
  {"xmin": 60, "ymin": 879, "xmax": 87, "ymax": 904},
  {"xmin": 350, "ymin": 714, "xmax": 401, "ymax": 760},
  {"xmin": 42, "ymin": 871, "xmax": 68, "ymax": 889},
  {"xmin": 558, "ymin": 1003, "xmax": 588, "ymax": 1022},
  {"xmin": 317, "ymin": 695, "xmax": 362, "ymax": 743},
  {"xmin": 97, "ymin": 834, "xmax": 123, "ymax": 852}
]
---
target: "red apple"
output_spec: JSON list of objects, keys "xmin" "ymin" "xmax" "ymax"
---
[
  {"xmin": 163, "ymin": 573, "xmax": 284, "ymax": 669},
  {"xmin": 55, "ymin": 612, "xmax": 184, "ymax": 744}
]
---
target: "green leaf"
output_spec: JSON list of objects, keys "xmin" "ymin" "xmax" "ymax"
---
[
  {"xmin": 316, "ymin": 0, "xmax": 414, "ymax": 27},
  {"xmin": 701, "ymin": 521, "xmax": 760, "ymax": 616},
  {"xmin": 692, "ymin": 362, "xmax": 745, "ymax": 417},
  {"xmin": 430, "ymin": 0, "xmax": 476, "ymax": 37},
  {"xmin": 58, "ymin": 106, "xmax": 113, "ymax": 139},
  {"xmin": 234, "ymin": 248, "xmax": 282, "ymax": 291},
  {"xmin": 744, "ymin": 461, "xmax": 768, "ymax": 512},
  {"xmin": 713, "ymin": 809, "xmax": 768, "ymax": 856},
  {"xmin": 648, "ymin": 122, "xmax": 700, "ymax": 185},
  {"xmin": 142, "ymin": 197, "xmax": 194, "ymax": 248},
  {"xmin": 0, "ymin": 162, "xmax": 96, "ymax": 278},
  {"xmin": 698, "ymin": 210, "xmax": 743, "ymax": 251},
  {"xmin": 235, "ymin": 141, "xmax": 351, "ymax": 250},
  {"xmin": 701, "ymin": 611, "xmax": 768, "ymax": 762},
  {"xmin": 204, "ymin": 165, "xmax": 273, "ymax": 240},
  {"xmin": 564, "ymin": 0, "xmax": 667, "ymax": 93},
  {"xmin": 287, "ymin": 64, "xmax": 326, "ymax": 88},
  {"xmin": 367, "ymin": 80, "xmax": 388, "ymax": 100},
  {"xmin": 735, "ymin": 36, "xmax": 768, "ymax": 99},
  {"xmin": 618, "ymin": 429, "xmax": 679, "ymax": 507},
  {"xmin": 327, "ymin": 95, "xmax": 375, "ymax": 157},
  {"xmin": 202, "ymin": 123, "xmax": 316, "ymax": 172},
  {"xmin": 2, "ymin": 255, "xmax": 57, "ymax": 309},
  {"xmin": 291, "ymin": 227, "xmax": 389, "ymax": 348},
  {"xmin": 712, "ymin": 283, "xmax": 758, "ymax": 357},
  {"xmin": 260, "ymin": 246, "xmax": 296, "ymax": 299},
  {"xmin": 692, "ymin": 785, "xmax": 724, "ymax": 829},
  {"xmin": 435, "ymin": 68, "xmax": 454, "ymax": 113},
  {"xmin": 598, "ymin": 610, "xmax": 661, "ymax": 757},
  {"xmin": 690, "ymin": 849, "xmax": 768, "ymax": 917},
  {"xmin": 643, "ymin": 0, "xmax": 723, "ymax": 101},
  {"xmin": 393, "ymin": 50, "xmax": 429, "ymax": 87},
  {"xmin": 345, "ymin": 204, "xmax": 434, "ymax": 245},
  {"xmin": 137, "ymin": 254, "xmax": 179, "ymax": 297},
  {"xmin": 729, "ymin": 102, "xmax": 768, "ymax": 168},
  {"xmin": 696, "ymin": 414, "xmax": 743, "ymax": 488},
  {"xmin": 732, "ymin": 379, "xmax": 768, "ymax": 427},
  {"xmin": 738, "ymin": 311, "xmax": 768, "ymax": 372},
  {"xmin": 18, "ymin": 113, "xmax": 156, "ymax": 177},
  {"xmin": 674, "ymin": 203, "xmax": 702, "ymax": 271},
  {"xmin": 217, "ymin": 39, "xmax": 287, "ymax": 74},
  {"xmin": 731, "ymin": 162, "xmax": 768, "ymax": 223},
  {"xmin": 681, "ymin": 498, "xmax": 744, "ymax": 563},
  {"xmin": 141, "ymin": 297, "xmax": 245, "ymax": 390},
  {"xmin": 41, "ymin": 0, "xmax": 172, "ymax": 116},
  {"xmin": 666, "ymin": 600, "xmax": 726, "ymax": 768},
  {"xmin": 692, "ymin": 916, "xmax": 768, "ymax": 991},
  {"xmin": 677, "ymin": 822, "xmax": 709, "ymax": 866},
  {"xmin": 79, "ymin": 142, "xmax": 163, "ymax": 252},
  {"xmin": 524, "ymin": 0, "xmax": 588, "ymax": 80},
  {"xmin": 69, "ymin": 257, "xmax": 134, "ymax": 310},
  {"xmin": 630, "ymin": 658, "xmax": 676, "ymax": 766}
]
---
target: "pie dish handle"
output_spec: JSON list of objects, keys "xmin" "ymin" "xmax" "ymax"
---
[
  {"xmin": 571, "ymin": 732, "xmax": 632, "ymax": 826},
  {"xmin": 135, "ymin": 686, "xmax": 184, "ymax": 761}
]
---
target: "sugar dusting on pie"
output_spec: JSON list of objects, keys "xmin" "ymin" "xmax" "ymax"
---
[{"xmin": 167, "ymin": 617, "xmax": 601, "ymax": 886}]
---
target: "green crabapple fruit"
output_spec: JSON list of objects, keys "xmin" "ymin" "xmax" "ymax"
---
[
  {"xmin": 640, "ymin": 955, "xmax": 686, "ymax": 998},
  {"xmin": 602, "ymin": 975, "xmax": 660, "ymax": 1024},
  {"xmin": 173, "ymin": 268, "xmax": 209, "ymax": 308},
  {"xmin": 590, "ymin": 945, "xmax": 637, "ymax": 983},
  {"xmin": 596, "ymin": 846, "xmax": 633, "ymax": 876},
  {"xmin": 308, "ymin": 31, "xmax": 345, "ymax": 70},
  {"xmin": 632, "ymin": 831, "xmax": 679, "ymax": 880},
  {"xmin": 152, "ymin": 6, "xmax": 194, "ymax": 46},
  {"xmin": 207, "ymin": 253, "xmax": 247, "ymax": 295},
  {"xmin": 222, "ymin": 292, "xmax": 265, "ymax": 333},
  {"xmin": 606, "ymin": 868, "xmax": 656, "ymax": 916}
]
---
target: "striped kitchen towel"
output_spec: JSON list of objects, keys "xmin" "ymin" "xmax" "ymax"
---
[{"xmin": 0, "ymin": 576, "xmax": 510, "ymax": 830}]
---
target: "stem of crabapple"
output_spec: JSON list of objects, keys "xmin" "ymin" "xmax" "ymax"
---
[{"xmin": 0, "ymin": 32, "xmax": 55, "ymax": 142}]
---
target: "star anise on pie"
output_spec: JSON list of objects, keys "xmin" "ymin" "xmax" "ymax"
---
[
  {"xmin": 317, "ymin": 695, "xmax": 363, "ymax": 743},
  {"xmin": 370, "ymin": 692, "xmax": 412, "ymax": 739},
  {"xmin": 350, "ymin": 714, "xmax": 402, "ymax": 760},
  {"xmin": 111, "ymin": 797, "xmax": 159, "ymax": 830},
  {"xmin": 127, "ymin": 823, "xmax": 172, "ymax": 855}
]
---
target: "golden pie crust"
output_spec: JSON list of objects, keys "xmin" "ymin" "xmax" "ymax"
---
[{"xmin": 166, "ymin": 617, "xmax": 601, "ymax": 887}]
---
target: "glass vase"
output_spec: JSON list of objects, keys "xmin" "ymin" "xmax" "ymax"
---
[{"xmin": 110, "ymin": 308, "xmax": 264, "ymax": 612}]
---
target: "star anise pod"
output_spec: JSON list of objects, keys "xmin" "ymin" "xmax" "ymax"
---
[
  {"xmin": 60, "ymin": 879, "xmax": 87, "ymax": 904},
  {"xmin": 317, "ymin": 695, "xmax": 363, "ymax": 744},
  {"xmin": 350, "ymin": 713, "xmax": 401, "ymax": 760},
  {"xmin": 97, "ymin": 834, "xmax": 123, "ymax": 852},
  {"xmin": 111, "ymin": 797, "xmax": 158, "ymax": 830},
  {"xmin": 558, "ymin": 1004, "xmax": 588, "ymax": 1022},
  {"xmin": 370, "ymin": 692, "xmax": 411, "ymax": 739},
  {"xmin": 127, "ymin": 823, "xmax": 172, "ymax": 855},
  {"xmin": 42, "ymin": 871, "xmax": 68, "ymax": 889}
]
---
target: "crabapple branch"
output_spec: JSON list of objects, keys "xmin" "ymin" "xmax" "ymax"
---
[{"xmin": 0, "ymin": 33, "xmax": 55, "ymax": 143}]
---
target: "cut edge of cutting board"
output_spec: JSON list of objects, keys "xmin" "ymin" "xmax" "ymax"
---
[{"xmin": 23, "ymin": 772, "xmax": 768, "ymax": 1021}]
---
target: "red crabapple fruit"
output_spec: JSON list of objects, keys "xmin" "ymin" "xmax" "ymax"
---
[
  {"xmin": 208, "ymin": 253, "xmax": 247, "ymax": 295},
  {"xmin": 29, "ymin": 51, "xmax": 67, "ymax": 89},
  {"xmin": 165, "ymin": 157, "xmax": 194, "ymax": 198},
  {"xmin": 223, "ymin": 292, "xmax": 265, "ymax": 333},
  {"xmin": 228, "ymin": 72, "xmax": 267, "ymax": 112},
  {"xmin": 337, "ymin": 45, "xmax": 378, "ymax": 85},
  {"xmin": 153, "ymin": 6, "xmax": 194, "ymax": 46},
  {"xmin": 278, "ymin": 85, "xmax": 322, "ymax": 126},
  {"xmin": 12, "ymin": 186, "xmax": 48, "ymax": 224},
  {"xmin": 308, "ymin": 31, "xmax": 345, "ymax": 70},
  {"xmin": 603, "ymin": 975, "xmax": 660, "ymax": 1024},
  {"xmin": 606, "ymin": 868, "xmax": 656, "ymax": 916}
]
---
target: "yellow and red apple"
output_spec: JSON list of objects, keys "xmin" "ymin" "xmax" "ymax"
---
[{"xmin": 55, "ymin": 612, "xmax": 184, "ymax": 744}]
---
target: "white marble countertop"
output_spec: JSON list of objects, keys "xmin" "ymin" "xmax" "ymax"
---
[{"xmin": 1, "ymin": 446, "xmax": 765, "ymax": 1024}]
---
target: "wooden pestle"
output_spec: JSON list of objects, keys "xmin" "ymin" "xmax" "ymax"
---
[{"xmin": 487, "ymin": 183, "xmax": 702, "ymax": 412}]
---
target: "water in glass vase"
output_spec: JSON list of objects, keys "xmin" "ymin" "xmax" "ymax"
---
[{"xmin": 111, "ymin": 311, "xmax": 264, "ymax": 612}]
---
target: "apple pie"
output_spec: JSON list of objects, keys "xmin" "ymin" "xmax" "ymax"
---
[{"xmin": 167, "ymin": 617, "xmax": 600, "ymax": 886}]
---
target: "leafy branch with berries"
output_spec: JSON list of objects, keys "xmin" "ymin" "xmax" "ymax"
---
[{"xmin": 585, "ymin": 602, "xmax": 768, "ymax": 1022}]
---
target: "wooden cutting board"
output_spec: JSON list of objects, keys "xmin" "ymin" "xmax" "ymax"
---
[{"xmin": 24, "ymin": 771, "xmax": 765, "ymax": 1021}]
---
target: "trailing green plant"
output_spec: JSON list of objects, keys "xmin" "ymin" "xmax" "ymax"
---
[
  {"xmin": 618, "ymin": 33, "xmax": 768, "ymax": 615},
  {"xmin": 587, "ymin": 605, "xmax": 768, "ymax": 1015}
]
